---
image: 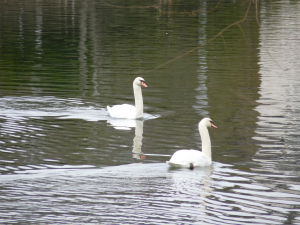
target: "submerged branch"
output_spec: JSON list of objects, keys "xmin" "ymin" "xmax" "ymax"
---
[
  {"xmin": 100, "ymin": 0, "xmax": 158, "ymax": 9},
  {"xmin": 138, "ymin": 20, "xmax": 245, "ymax": 74},
  {"xmin": 243, "ymin": 0, "xmax": 252, "ymax": 22},
  {"xmin": 237, "ymin": 23, "xmax": 248, "ymax": 46},
  {"xmin": 254, "ymin": 0, "xmax": 288, "ymax": 71},
  {"xmin": 101, "ymin": 0, "xmax": 222, "ymax": 16},
  {"xmin": 220, "ymin": 34, "xmax": 226, "ymax": 49},
  {"xmin": 103, "ymin": 0, "xmax": 286, "ymax": 73},
  {"xmin": 140, "ymin": 0, "xmax": 286, "ymax": 73},
  {"xmin": 181, "ymin": 0, "xmax": 222, "ymax": 16},
  {"xmin": 255, "ymin": 0, "xmax": 260, "ymax": 27}
]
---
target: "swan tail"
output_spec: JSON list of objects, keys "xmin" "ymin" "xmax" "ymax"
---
[
  {"xmin": 107, "ymin": 106, "xmax": 111, "ymax": 113},
  {"xmin": 166, "ymin": 161, "xmax": 182, "ymax": 167}
]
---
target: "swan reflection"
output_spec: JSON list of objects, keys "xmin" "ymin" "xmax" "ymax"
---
[
  {"xmin": 106, "ymin": 118, "xmax": 136, "ymax": 130},
  {"xmin": 132, "ymin": 120, "xmax": 144, "ymax": 160},
  {"xmin": 169, "ymin": 165, "xmax": 213, "ymax": 213},
  {"xmin": 107, "ymin": 119, "xmax": 145, "ymax": 159}
]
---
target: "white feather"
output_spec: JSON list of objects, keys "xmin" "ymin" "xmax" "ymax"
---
[
  {"xmin": 107, "ymin": 77, "xmax": 147, "ymax": 119},
  {"xmin": 167, "ymin": 118, "xmax": 217, "ymax": 168}
]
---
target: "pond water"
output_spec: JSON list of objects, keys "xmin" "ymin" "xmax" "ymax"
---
[{"xmin": 0, "ymin": 0, "xmax": 300, "ymax": 224}]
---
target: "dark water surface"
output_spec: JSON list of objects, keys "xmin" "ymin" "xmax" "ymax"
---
[{"xmin": 1, "ymin": 0, "xmax": 300, "ymax": 224}]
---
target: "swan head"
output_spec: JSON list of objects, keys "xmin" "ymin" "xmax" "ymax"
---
[
  {"xmin": 200, "ymin": 118, "xmax": 217, "ymax": 129},
  {"xmin": 134, "ymin": 77, "xmax": 148, "ymax": 88}
]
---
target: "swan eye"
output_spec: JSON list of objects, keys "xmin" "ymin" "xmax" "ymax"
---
[
  {"xmin": 140, "ymin": 80, "xmax": 148, "ymax": 88},
  {"xmin": 210, "ymin": 120, "xmax": 217, "ymax": 128}
]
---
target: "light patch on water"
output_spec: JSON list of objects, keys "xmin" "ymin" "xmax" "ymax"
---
[
  {"xmin": 0, "ymin": 96, "xmax": 158, "ymax": 130},
  {"xmin": 254, "ymin": 1, "xmax": 300, "ymax": 179},
  {"xmin": 0, "ymin": 162, "xmax": 299, "ymax": 224}
]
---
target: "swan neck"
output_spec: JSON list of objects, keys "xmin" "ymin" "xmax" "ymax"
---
[
  {"xmin": 133, "ymin": 83, "xmax": 143, "ymax": 118},
  {"xmin": 199, "ymin": 124, "xmax": 211, "ymax": 160}
]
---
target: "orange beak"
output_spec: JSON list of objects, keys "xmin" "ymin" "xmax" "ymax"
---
[
  {"xmin": 211, "ymin": 122, "xmax": 217, "ymax": 129},
  {"xmin": 141, "ymin": 81, "xmax": 148, "ymax": 88}
]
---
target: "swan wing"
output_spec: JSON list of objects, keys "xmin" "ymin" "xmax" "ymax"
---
[
  {"xmin": 166, "ymin": 161, "xmax": 183, "ymax": 167},
  {"xmin": 167, "ymin": 149, "xmax": 211, "ymax": 167},
  {"xmin": 107, "ymin": 104, "xmax": 136, "ymax": 119}
]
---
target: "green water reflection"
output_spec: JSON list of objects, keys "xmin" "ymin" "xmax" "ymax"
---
[{"xmin": 0, "ymin": 0, "xmax": 262, "ymax": 167}]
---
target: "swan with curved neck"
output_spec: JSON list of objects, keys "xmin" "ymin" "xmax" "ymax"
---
[
  {"xmin": 107, "ymin": 77, "xmax": 147, "ymax": 119},
  {"xmin": 167, "ymin": 118, "xmax": 217, "ymax": 169}
]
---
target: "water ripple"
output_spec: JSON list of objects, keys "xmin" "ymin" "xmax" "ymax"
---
[{"xmin": 0, "ymin": 163, "xmax": 299, "ymax": 224}]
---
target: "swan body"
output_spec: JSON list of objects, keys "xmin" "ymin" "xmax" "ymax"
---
[
  {"xmin": 167, "ymin": 118, "xmax": 217, "ymax": 168},
  {"xmin": 107, "ymin": 77, "xmax": 147, "ymax": 119}
]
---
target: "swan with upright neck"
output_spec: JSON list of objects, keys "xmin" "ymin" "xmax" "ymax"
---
[
  {"xmin": 107, "ymin": 77, "xmax": 147, "ymax": 119},
  {"xmin": 167, "ymin": 118, "xmax": 217, "ymax": 169}
]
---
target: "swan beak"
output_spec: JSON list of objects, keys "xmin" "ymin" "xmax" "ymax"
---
[
  {"xmin": 141, "ymin": 81, "xmax": 148, "ymax": 88},
  {"xmin": 211, "ymin": 122, "xmax": 217, "ymax": 129}
]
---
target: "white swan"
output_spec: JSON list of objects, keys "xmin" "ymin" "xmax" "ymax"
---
[
  {"xmin": 167, "ymin": 118, "xmax": 217, "ymax": 169},
  {"xmin": 107, "ymin": 77, "xmax": 147, "ymax": 119}
]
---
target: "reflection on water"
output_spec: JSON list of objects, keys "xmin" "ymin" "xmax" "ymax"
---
[
  {"xmin": 0, "ymin": 96, "xmax": 158, "ymax": 173},
  {"xmin": 107, "ymin": 117, "xmax": 159, "ymax": 160},
  {"xmin": 251, "ymin": 3, "xmax": 300, "ymax": 224},
  {"xmin": 254, "ymin": 2, "xmax": 300, "ymax": 175},
  {"xmin": 1, "ymin": 0, "xmax": 300, "ymax": 224},
  {"xmin": 0, "ymin": 96, "xmax": 108, "ymax": 121},
  {"xmin": 132, "ymin": 120, "xmax": 144, "ymax": 159},
  {"xmin": 1, "ymin": 162, "xmax": 299, "ymax": 224},
  {"xmin": 194, "ymin": 0, "xmax": 209, "ymax": 116}
]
